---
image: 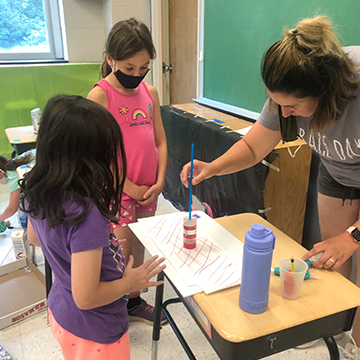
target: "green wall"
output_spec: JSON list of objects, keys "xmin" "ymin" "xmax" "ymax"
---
[
  {"xmin": 0, "ymin": 63, "xmax": 101, "ymax": 158},
  {"xmin": 204, "ymin": 0, "xmax": 360, "ymax": 115}
]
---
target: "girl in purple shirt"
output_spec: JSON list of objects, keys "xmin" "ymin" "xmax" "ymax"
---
[{"xmin": 21, "ymin": 94, "xmax": 165, "ymax": 360}]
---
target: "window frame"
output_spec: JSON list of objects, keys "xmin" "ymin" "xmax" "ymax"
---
[{"xmin": 0, "ymin": 0, "xmax": 65, "ymax": 63}]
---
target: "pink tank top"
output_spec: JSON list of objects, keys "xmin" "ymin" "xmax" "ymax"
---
[{"xmin": 94, "ymin": 79, "xmax": 159, "ymax": 188}]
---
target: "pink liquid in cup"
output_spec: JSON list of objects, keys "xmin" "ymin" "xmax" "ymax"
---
[
  {"xmin": 279, "ymin": 257, "xmax": 307, "ymax": 300},
  {"xmin": 283, "ymin": 270, "xmax": 295, "ymax": 295}
]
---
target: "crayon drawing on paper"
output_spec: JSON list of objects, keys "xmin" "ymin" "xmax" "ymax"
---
[{"xmin": 138, "ymin": 212, "xmax": 243, "ymax": 294}]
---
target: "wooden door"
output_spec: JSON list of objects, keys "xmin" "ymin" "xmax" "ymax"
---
[{"xmin": 162, "ymin": 0, "xmax": 198, "ymax": 105}]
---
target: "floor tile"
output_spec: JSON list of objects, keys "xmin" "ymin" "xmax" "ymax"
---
[
  {"xmin": 0, "ymin": 324, "xmax": 23, "ymax": 360},
  {"xmin": 168, "ymin": 325, "xmax": 220, "ymax": 360},
  {"xmin": 131, "ymin": 332, "xmax": 182, "ymax": 360},
  {"xmin": 18, "ymin": 311, "xmax": 48, "ymax": 336},
  {"xmin": 20, "ymin": 324, "xmax": 62, "ymax": 360}
]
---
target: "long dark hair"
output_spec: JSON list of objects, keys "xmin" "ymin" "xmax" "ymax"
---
[
  {"xmin": 261, "ymin": 15, "xmax": 360, "ymax": 131},
  {"xmin": 100, "ymin": 17, "xmax": 156, "ymax": 79},
  {"xmin": 0, "ymin": 150, "xmax": 34, "ymax": 172},
  {"xmin": 20, "ymin": 94, "xmax": 127, "ymax": 227}
]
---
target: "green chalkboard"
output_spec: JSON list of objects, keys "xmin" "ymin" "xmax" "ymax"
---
[{"xmin": 203, "ymin": 0, "xmax": 360, "ymax": 117}]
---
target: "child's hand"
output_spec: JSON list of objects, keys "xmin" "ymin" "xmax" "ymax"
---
[
  {"xmin": 122, "ymin": 255, "xmax": 166, "ymax": 294},
  {"xmin": 134, "ymin": 185, "xmax": 150, "ymax": 201},
  {"xmin": 137, "ymin": 183, "xmax": 163, "ymax": 206}
]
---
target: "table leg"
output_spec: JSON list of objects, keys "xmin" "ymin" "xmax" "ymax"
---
[
  {"xmin": 152, "ymin": 271, "xmax": 165, "ymax": 360},
  {"xmin": 162, "ymin": 298, "xmax": 196, "ymax": 360},
  {"xmin": 323, "ymin": 336, "xmax": 339, "ymax": 360}
]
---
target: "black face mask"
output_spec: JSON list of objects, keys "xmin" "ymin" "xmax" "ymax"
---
[{"xmin": 114, "ymin": 68, "xmax": 149, "ymax": 89}]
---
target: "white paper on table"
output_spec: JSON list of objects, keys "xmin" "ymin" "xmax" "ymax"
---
[
  {"xmin": 235, "ymin": 125, "xmax": 253, "ymax": 136},
  {"xmin": 130, "ymin": 220, "xmax": 202, "ymax": 297},
  {"xmin": 130, "ymin": 211, "xmax": 243, "ymax": 296}
]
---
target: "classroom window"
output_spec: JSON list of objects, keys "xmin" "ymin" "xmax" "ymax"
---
[{"xmin": 0, "ymin": 0, "xmax": 64, "ymax": 63}]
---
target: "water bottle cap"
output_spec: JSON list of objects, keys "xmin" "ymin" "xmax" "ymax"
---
[
  {"xmin": 245, "ymin": 224, "xmax": 275, "ymax": 250},
  {"xmin": 251, "ymin": 224, "xmax": 266, "ymax": 236}
]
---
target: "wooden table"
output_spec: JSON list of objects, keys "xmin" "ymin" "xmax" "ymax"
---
[
  {"xmin": 5, "ymin": 125, "xmax": 37, "ymax": 155},
  {"xmin": 151, "ymin": 213, "xmax": 360, "ymax": 360},
  {"xmin": 172, "ymin": 103, "xmax": 313, "ymax": 244}
]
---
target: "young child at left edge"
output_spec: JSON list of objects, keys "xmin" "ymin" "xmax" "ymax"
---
[
  {"xmin": 87, "ymin": 18, "xmax": 168, "ymax": 325},
  {"xmin": 21, "ymin": 94, "xmax": 166, "ymax": 360}
]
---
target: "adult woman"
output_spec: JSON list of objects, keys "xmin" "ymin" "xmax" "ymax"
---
[{"xmin": 180, "ymin": 15, "xmax": 360, "ymax": 355}]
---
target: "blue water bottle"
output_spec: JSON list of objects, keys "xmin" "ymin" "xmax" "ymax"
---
[{"xmin": 239, "ymin": 224, "xmax": 276, "ymax": 314}]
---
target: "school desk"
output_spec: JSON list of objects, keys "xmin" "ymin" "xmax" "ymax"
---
[
  {"xmin": 161, "ymin": 103, "xmax": 313, "ymax": 245},
  {"xmin": 148, "ymin": 213, "xmax": 360, "ymax": 360},
  {"xmin": 5, "ymin": 125, "xmax": 37, "ymax": 156}
]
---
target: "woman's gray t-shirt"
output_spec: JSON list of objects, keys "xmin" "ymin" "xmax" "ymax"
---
[{"xmin": 258, "ymin": 46, "xmax": 360, "ymax": 188}]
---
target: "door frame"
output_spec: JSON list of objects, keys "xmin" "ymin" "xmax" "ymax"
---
[
  {"xmin": 150, "ymin": 0, "xmax": 164, "ymax": 104},
  {"xmin": 151, "ymin": 0, "xmax": 203, "ymax": 105},
  {"xmin": 196, "ymin": 0, "xmax": 204, "ymax": 99}
]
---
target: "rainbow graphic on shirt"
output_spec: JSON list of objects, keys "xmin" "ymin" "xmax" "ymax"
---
[{"xmin": 132, "ymin": 109, "xmax": 147, "ymax": 120}]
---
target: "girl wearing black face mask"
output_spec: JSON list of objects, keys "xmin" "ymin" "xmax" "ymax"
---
[{"xmin": 87, "ymin": 18, "xmax": 167, "ymax": 326}]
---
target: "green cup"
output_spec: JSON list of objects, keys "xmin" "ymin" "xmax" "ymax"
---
[{"xmin": 0, "ymin": 221, "xmax": 6, "ymax": 233}]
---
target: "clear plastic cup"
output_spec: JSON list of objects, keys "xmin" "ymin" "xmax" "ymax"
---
[
  {"xmin": 183, "ymin": 216, "xmax": 197, "ymax": 249},
  {"xmin": 279, "ymin": 257, "xmax": 308, "ymax": 300}
]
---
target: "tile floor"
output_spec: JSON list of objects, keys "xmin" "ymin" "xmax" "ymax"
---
[{"xmin": 0, "ymin": 186, "xmax": 355, "ymax": 360}]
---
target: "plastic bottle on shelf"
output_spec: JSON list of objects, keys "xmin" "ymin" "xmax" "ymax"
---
[
  {"xmin": 18, "ymin": 196, "xmax": 28, "ymax": 230},
  {"xmin": 239, "ymin": 224, "xmax": 276, "ymax": 314}
]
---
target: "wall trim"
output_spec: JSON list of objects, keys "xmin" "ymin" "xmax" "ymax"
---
[{"xmin": 150, "ymin": 0, "xmax": 163, "ymax": 104}]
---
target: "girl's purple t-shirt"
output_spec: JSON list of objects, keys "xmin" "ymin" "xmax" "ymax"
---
[{"xmin": 30, "ymin": 200, "xmax": 128, "ymax": 344}]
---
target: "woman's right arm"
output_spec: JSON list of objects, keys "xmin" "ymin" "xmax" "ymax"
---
[{"xmin": 180, "ymin": 121, "xmax": 281, "ymax": 187}]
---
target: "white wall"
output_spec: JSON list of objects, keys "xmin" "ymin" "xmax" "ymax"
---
[{"xmin": 62, "ymin": 0, "xmax": 151, "ymax": 63}]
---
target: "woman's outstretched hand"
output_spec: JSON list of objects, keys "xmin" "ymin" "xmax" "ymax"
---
[
  {"xmin": 180, "ymin": 160, "xmax": 212, "ymax": 188},
  {"xmin": 302, "ymin": 231, "xmax": 358, "ymax": 270}
]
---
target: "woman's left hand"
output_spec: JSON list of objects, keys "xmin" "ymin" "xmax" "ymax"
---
[
  {"xmin": 302, "ymin": 231, "xmax": 359, "ymax": 270},
  {"xmin": 137, "ymin": 183, "xmax": 163, "ymax": 206}
]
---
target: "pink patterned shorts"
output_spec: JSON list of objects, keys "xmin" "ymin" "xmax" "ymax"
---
[{"xmin": 113, "ymin": 196, "xmax": 157, "ymax": 228}]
